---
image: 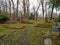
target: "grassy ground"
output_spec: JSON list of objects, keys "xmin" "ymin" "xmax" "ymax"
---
[
  {"xmin": 0, "ymin": 27, "xmax": 14, "ymax": 36},
  {"xmin": 0, "ymin": 20, "xmax": 57, "ymax": 45}
]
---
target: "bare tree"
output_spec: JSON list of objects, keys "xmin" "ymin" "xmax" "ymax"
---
[
  {"xmin": 0, "ymin": 0, "xmax": 7, "ymax": 14},
  {"xmin": 2, "ymin": 0, "xmax": 5, "ymax": 14},
  {"xmin": 0, "ymin": 0, "xmax": 2, "ymax": 14},
  {"xmin": 4, "ymin": 0, "xmax": 8, "ymax": 15},
  {"xmin": 8, "ymin": 0, "xmax": 12, "ymax": 20},
  {"xmin": 35, "ymin": 0, "xmax": 41, "ymax": 20},
  {"xmin": 20, "ymin": 0, "xmax": 29, "ymax": 22},
  {"xmin": 32, "ymin": 0, "xmax": 41, "ymax": 20},
  {"xmin": 26, "ymin": 0, "xmax": 30, "ymax": 18},
  {"xmin": 0, "ymin": 6, "xmax": 1, "ymax": 14},
  {"xmin": 33, "ymin": 6, "xmax": 36, "ymax": 19},
  {"xmin": 45, "ymin": 2, "xmax": 48, "ymax": 22},
  {"xmin": 16, "ymin": 0, "xmax": 19, "ymax": 21},
  {"xmin": 11, "ymin": 0, "xmax": 16, "ymax": 21},
  {"xmin": 40, "ymin": 0, "xmax": 44, "ymax": 19},
  {"xmin": 23, "ymin": 0, "xmax": 27, "ymax": 17}
]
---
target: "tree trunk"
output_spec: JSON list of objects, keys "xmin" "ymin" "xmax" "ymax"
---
[
  {"xmin": 45, "ymin": 14, "xmax": 48, "ymax": 22},
  {"xmin": 11, "ymin": 0, "xmax": 16, "ymax": 21},
  {"xmin": 56, "ymin": 8, "xmax": 58, "ymax": 18},
  {"xmin": 22, "ymin": 0, "xmax": 29, "ymax": 23},
  {"xmin": 27, "ymin": 0, "xmax": 29, "ymax": 18},
  {"xmin": 16, "ymin": 0, "xmax": 19, "ymax": 21},
  {"xmin": 35, "ymin": 1, "xmax": 40, "ymax": 20},
  {"xmin": 41, "ymin": 0, "xmax": 44, "ymax": 19},
  {"xmin": 3, "ymin": 4, "xmax": 5, "ymax": 14},
  {"xmin": 13, "ymin": 3, "xmax": 15, "ymax": 21},
  {"xmin": 5, "ymin": 0, "xmax": 7, "ymax": 15},
  {"xmin": 35, "ymin": 11, "xmax": 38, "ymax": 20},
  {"xmin": 42, "ymin": 3, "xmax": 44, "ymax": 19},
  {"xmin": 50, "ymin": 4, "xmax": 54, "ymax": 20},
  {"xmin": 9, "ymin": 0, "xmax": 12, "ymax": 21},
  {"xmin": 0, "ymin": 7, "xmax": 1, "ymax": 14},
  {"xmin": 23, "ymin": 0, "xmax": 26, "ymax": 17}
]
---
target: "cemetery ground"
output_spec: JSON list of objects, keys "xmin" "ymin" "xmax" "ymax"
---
[{"xmin": 0, "ymin": 20, "xmax": 58, "ymax": 45}]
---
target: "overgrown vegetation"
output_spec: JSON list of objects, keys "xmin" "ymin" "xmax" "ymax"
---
[
  {"xmin": 0, "ymin": 14, "xmax": 9, "ymax": 23},
  {"xmin": 29, "ymin": 13, "xmax": 35, "ymax": 20},
  {"xmin": 0, "ymin": 0, "xmax": 59, "ymax": 44},
  {"xmin": 0, "ymin": 21, "xmax": 52, "ymax": 45}
]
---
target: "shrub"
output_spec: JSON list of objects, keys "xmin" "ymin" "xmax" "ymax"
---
[
  {"xmin": 29, "ymin": 13, "xmax": 35, "ymax": 20},
  {"xmin": 0, "ymin": 14, "xmax": 9, "ymax": 23},
  {"xmin": 58, "ymin": 15, "xmax": 60, "ymax": 22}
]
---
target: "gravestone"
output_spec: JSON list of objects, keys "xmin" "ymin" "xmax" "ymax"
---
[
  {"xmin": 43, "ymin": 36, "xmax": 52, "ymax": 45},
  {"xmin": 53, "ymin": 22, "xmax": 60, "ymax": 45},
  {"xmin": 52, "ymin": 26, "xmax": 59, "ymax": 36},
  {"xmin": 57, "ymin": 22, "xmax": 60, "ymax": 27},
  {"xmin": 57, "ymin": 22, "xmax": 60, "ymax": 40},
  {"xmin": 44, "ymin": 38, "xmax": 52, "ymax": 45}
]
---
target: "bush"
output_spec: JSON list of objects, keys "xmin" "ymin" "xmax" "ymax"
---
[
  {"xmin": 29, "ymin": 13, "xmax": 35, "ymax": 20},
  {"xmin": 0, "ymin": 14, "xmax": 9, "ymax": 23},
  {"xmin": 58, "ymin": 15, "xmax": 60, "ymax": 22}
]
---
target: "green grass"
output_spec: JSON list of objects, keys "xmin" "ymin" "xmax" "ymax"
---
[
  {"xmin": 0, "ymin": 23, "xmax": 27, "ymax": 29},
  {"xmin": 0, "ymin": 23, "xmax": 27, "ymax": 37},
  {"xmin": 0, "ymin": 20, "xmax": 56, "ymax": 45},
  {"xmin": 0, "ymin": 24, "xmax": 52, "ymax": 45},
  {"xmin": 0, "ymin": 27, "xmax": 14, "ymax": 35},
  {"xmin": 27, "ymin": 26, "xmax": 52, "ymax": 45}
]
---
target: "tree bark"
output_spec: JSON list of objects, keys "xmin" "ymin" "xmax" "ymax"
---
[
  {"xmin": 42, "ymin": 3, "xmax": 44, "ymax": 19},
  {"xmin": 0, "ymin": 7, "xmax": 1, "ymax": 14},
  {"xmin": 23, "ymin": 0, "xmax": 26, "ymax": 17},
  {"xmin": 5, "ymin": 0, "xmax": 7, "ymax": 15},
  {"xmin": 9, "ymin": 0, "xmax": 12, "ymax": 20},
  {"xmin": 50, "ymin": 4, "xmax": 54, "ymax": 20},
  {"xmin": 35, "ymin": 11, "xmax": 38, "ymax": 20},
  {"xmin": 27, "ymin": 0, "xmax": 29, "ymax": 18},
  {"xmin": 45, "ymin": 14, "xmax": 48, "ymax": 22},
  {"xmin": 11, "ymin": 0, "xmax": 16, "ymax": 21},
  {"xmin": 41, "ymin": 0, "xmax": 44, "ymax": 19},
  {"xmin": 16, "ymin": 0, "xmax": 19, "ymax": 21},
  {"xmin": 35, "ymin": 1, "xmax": 40, "ymax": 20}
]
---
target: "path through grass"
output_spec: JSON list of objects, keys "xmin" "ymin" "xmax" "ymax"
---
[{"xmin": 0, "ymin": 20, "xmax": 56, "ymax": 45}]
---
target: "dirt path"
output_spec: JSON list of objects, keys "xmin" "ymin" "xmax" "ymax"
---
[
  {"xmin": 16, "ymin": 25, "xmax": 49, "ymax": 45},
  {"xmin": 16, "ymin": 25, "xmax": 30, "ymax": 45},
  {"xmin": 0, "ymin": 25, "xmax": 29, "ymax": 45},
  {"xmin": 0, "ymin": 24, "xmax": 57, "ymax": 45}
]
